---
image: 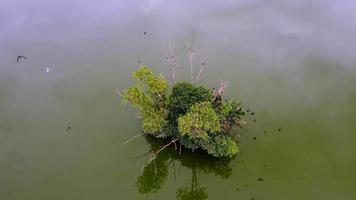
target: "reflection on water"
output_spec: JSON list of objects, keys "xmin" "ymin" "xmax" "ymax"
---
[{"xmin": 136, "ymin": 136, "xmax": 232, "ymax": 199}]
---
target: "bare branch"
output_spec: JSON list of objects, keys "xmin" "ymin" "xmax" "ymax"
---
[
  {"xmin": 195, "ymin": 62, "xmax": 205, "ymax": 83},
  {"xmin": 187, "ymin": 43, "xmax": 194, "ymax": 83},
  {"xmin": 169, "ymin": 41, "xmax": 179, "ymax": 82},
  {"xmin": 162, "ymin": 42, "xmax": 178, "ymax": 83},
  {"xmin": 122, "ymin": 133, "xmax": 145, "ymax": 145},
  {"xmin": 213, "ymin": 80, "xmax": 228, "ymax": 98},
  {"xmin": 142, "ymin": 139, "xmax": 179, "ymax": 170},
  {"xmin": 115, "ymin": 88, "xmax": 123, "ymax": 97}
]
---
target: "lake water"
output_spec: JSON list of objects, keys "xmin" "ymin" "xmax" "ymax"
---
[{"xmin": 1, "ymin": 0, "xmax": 356, "ymax": 199}]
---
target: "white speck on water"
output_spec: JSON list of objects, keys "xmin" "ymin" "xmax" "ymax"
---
[{"xmin": 45, "ymin": 67, "xmax": 50, "ymax": 74}]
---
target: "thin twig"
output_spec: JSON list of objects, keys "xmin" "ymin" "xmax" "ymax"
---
[
  {"xmin": 187, "ymin": 43, "xmax": 194, "ymax": 83},
  {"xmin": 195, "ymin": 62, "xmax": 205, "ymax": 82},
  {"xmin": 213, "ymin": 80, "xmax": 228, "ymax": 98},
  {"xmin": 142, "ymin": 139, "xmax": 179, "ymax": 170},
  {"xmin": 169, "ymin": 41, "xmax": 179, "ymax": 82},
  {"xmin": 122, "ymin": 133, "xmax": 145, "ymax": 145},
  {"xmin": 115, "ymin": 88, "xmax": 123, "ymax": 97}
]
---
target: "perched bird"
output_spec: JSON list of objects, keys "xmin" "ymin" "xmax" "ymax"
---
[{"xmin": 17, "ymin": 55, "xmax": 27, "ymax": 63}]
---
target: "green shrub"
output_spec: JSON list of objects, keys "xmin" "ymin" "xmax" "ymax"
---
[{"xmin": 122, "ymin": 66, "xmax": 245, "ymax": 158}]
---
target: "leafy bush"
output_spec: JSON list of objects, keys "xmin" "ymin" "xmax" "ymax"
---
[{"xmin": 122, "ymin": 66, "xmax": 245, "ymax": 158}]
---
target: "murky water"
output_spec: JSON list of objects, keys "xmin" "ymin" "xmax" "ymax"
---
[{"xmin": 1, "ymin": 0, "xmax": 356, "ymax": 199}]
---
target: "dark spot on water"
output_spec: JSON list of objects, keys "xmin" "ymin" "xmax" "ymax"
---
[
  {"xmin": 251, "ymin": 112, "xmax": 255, "ymax": 115},
  {"xmin": 258, "ymin": 177, "xmax": 264, "ymax": 182},
  {"xmin": 66, "ymin": 126, "xmax": 71, "ymax": 131},
  {"xmin": 253, "ymin": 118, "xmax": 256, "ymax": 122},
  {"xmin": 16, "ymin": 55, "xmax": 27, "ymax": 63},
  {"xmin": 251, "ymin": 198, "xmax": 255, "ymax": 200},
  {"xmin": 278, "ymin": 128, "xmax": 282, "ymax": 131},
  {"xmin": 264, "ymin": 164, "xmax": 267, "ymax": 167},
  {"xmin": 246, "ymin": 109, "xmax": 250, "ymax": 112},
  {"xmin": 263, "ymin": 131, "xmax": 266, "ymax": 134},
  {"xmin": 144, "ymin": 31, "xmax": 147, "ymax": 35},
  {"xmin": 253, "ymin": 137, "xmax": 257, "ymax": 140},
  {"xmin": 236, "ymin": 187, "xmax": 239, "ymax": 191},
  {"xmin": 244, "ymin": 184, "xmax": 248, "ymax": 187}
]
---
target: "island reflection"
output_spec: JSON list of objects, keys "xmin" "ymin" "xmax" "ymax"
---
[{"xmin": 136, "ymin": 136, "xmax": 233, "ymax": 200}]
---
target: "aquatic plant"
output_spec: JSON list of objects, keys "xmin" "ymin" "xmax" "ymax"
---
[{"xmin": 120, "ymin": 45, "xmax": 245, "ymax": 165}]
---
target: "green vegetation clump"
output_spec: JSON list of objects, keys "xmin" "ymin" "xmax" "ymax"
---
[{"xmin": 122, "ymin": 66, "xmax": 245, "ymax": 158}]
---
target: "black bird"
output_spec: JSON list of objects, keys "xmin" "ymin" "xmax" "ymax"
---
[
  {"xmin": 278, "ymin": 128, "xmax": 282, "ymax": 131},
  {"xmin": 144, "ymin": 31, "xmax": 147, "ymax": 35},
  {"xmin": 258, "ymin": 177, "xmax": 264, "ymax": 182},
  {"xmin": 250, "ymin": 112, "xmax": 255, "ymax": 115},
  {"xmin": 17, "ymin": 55, "xmax": 27, "ymax": 63}
]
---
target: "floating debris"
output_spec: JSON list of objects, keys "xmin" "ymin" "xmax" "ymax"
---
[{"xmin": 17, "ymin": 55, "xmax": 26, "ymax": 63}]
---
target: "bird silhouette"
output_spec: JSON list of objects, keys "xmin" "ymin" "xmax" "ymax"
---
[{"xmin": 17, "ymin": 55, "xmax": 27, "ymax": 63}]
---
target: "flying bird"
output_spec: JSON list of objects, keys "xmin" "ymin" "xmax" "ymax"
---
[{"xmin": 17, "ymin": 55, "xmax": 27, "ymax": 63}]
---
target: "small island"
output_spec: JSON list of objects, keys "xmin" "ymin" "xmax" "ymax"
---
[{"xmin": 121, "ymin": 61, "xmax": 246, "ymax": 163}]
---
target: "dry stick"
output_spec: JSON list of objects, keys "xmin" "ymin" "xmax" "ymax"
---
[
  {"xmin": 122, "ymin": 133, "xmax": 145, "ymax": 145},
  {"xmin": 115, "ymin": 88, "xmax": 123, "ymax": 97},
  {"xmin": 213, "ymin": 80, "xmax": 228, "ymax": 98},
  {"xmin": 142, "ymin": 139, "xmax": 179, "ymax": 170},
  {"xmin": 163, "ymin": 45, "xmax": 175, "ymax": 83},
  {"xmin": 187, "ymin": 43, "xmax": 194, "ymax": 83},
  {"xmin": 169, "ymin": 41, "xmax": 179, "ymax": 82},
  {"xmin": 195, "ymin": 62, "xmax": 205, "ymax": 83}
]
